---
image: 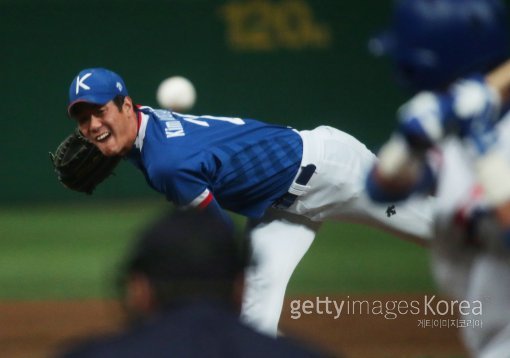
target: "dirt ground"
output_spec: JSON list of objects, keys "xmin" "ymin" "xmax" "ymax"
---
[{"xmin": 1, "ymin": 294, "xmax": 466, "ymax": 358}]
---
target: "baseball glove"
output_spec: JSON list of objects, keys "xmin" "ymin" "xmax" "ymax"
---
[{"xmin": 50, "ymin": 129, "xmax": 122, "ymax": 194}]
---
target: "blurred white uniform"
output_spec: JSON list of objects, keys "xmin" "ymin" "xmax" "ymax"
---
[
  {"xmin": 431, "ymin": 113, "xmax": 510, "ymax": 358},
  {"xmin": 242, "ymin": 126, "xmax": 435, "ymax": 335}
]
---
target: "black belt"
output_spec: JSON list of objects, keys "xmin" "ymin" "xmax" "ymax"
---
[{"xmin": 273, "ymin": 164, "xmax": 316, "ymax": 209}]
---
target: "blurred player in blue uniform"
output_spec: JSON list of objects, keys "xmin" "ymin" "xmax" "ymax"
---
[
  {"xmin": 67, "ymin": 66, "xmax": 434, "ymax": 336},
  {"xmin": 365, "ymin": 0, "xmax": 510, "ymax": 356}
]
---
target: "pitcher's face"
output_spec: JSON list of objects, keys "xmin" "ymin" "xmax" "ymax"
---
[{"xmin": 72, "ymin": 98, "xmax": 138, "ymax": 156}]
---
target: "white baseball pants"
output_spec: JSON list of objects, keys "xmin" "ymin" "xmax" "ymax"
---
[{"xmin": 241, "ymin": 126, "xmax": 435, "ymax": 336}]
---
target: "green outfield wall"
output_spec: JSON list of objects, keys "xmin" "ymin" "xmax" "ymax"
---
[{"xmin": 0, "ymin": 0, "xmax": 442, "ymax": 202}]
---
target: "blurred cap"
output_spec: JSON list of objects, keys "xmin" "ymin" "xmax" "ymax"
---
[
  {"xmin": 124, "ymin": 210, "xmax": 247, "ymax": 283},
  {"xmin": 68, "ymin": 68, "xmax": 128, "ymax": 115},
  {"xmin": 368, "ymin": 0, "xmax": 509, "ymax": 92}
]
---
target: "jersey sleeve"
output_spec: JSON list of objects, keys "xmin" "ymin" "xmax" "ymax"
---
[
  {"xmin": 151, "ymin": 161, "xmax": 211, "ymax": 207},
  {"xmin": 149, "ymin": 158, "xmax": 233, "ymax": 225},
  {"xmin": 185, "ymin": 188, "xmax": 214, "ymax": 209},
  {"xmin": 171, "ymin": 185, "xmax": 233, "ymax": 228},
  {"xmin": 192, "ymin": 191, "xmax": 234, "ymax": 228}
]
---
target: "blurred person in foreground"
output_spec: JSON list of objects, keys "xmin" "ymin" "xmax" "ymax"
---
[
  {"xmin": 365, "ymin": 0, "xmax": 510, "ymax": 356},
  {"xmin": 57, "ymin": 210, "xmax": 326, "ymax": 358}
]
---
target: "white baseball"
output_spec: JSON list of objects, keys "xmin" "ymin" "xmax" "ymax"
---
[{"xmin": 156, "ymin": 76, "xmax": 196, "ymax": 111}]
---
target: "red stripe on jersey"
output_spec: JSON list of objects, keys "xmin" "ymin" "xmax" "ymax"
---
[{"xmin": 198, "ymin": 192, "xmax": 214, "ymax": 209}]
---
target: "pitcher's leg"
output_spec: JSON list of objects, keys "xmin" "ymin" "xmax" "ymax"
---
[
  {"xmin": 241, "ymin": 210, "xmax": 320, "ymax": 336},
  {"xmin": 347, "ymin": 193, "xmax": 435, "ymax": 245}
]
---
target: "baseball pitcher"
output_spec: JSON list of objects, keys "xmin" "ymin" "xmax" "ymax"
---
[{"xmin": 52, "ymin": 67, "xmax": 434, "ymax": 337}]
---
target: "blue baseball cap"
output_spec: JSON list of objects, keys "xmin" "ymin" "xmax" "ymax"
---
[{"xmin": 68, "ymin": 68, "xmax": 128, "ymax": 115}]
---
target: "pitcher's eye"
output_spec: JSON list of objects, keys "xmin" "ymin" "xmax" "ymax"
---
[{"xmin": 76, "ymin": 115, "xmax": 90, "ymax": 125}]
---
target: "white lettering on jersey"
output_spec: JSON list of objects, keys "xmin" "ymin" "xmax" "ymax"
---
[
  {"xmin": 182, "ymin": 117, "xmax": 210, "ymax": 127},
  {"xmin": 201, "ymin": 115, "xmax": 245, "ymax": 125},
  {"xmin": 180, "ymin": 114, "xmax": 245, "ymax": 126},
  {"xmin": 165, "ymin": 121, "xmax": 185, "ymax": 138},
  {"xmin": 75, "ymin": 73, "xmax": 92, "ymax": 94},
  {"xmin": 155, "ymin": 110, "xmax": 246, "ymax": 138},
  {"xmin": 154, "ymin": 109, "xmax": 175, "ymax": 121},
  {"xmin": 150, "ymin": 108, "xmax": 186, "ymax": 138}
]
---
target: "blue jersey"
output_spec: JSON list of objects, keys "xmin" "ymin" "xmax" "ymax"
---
[{"xmin": 127, "ymin": 107, "xmax": 303, "ymax": 218}]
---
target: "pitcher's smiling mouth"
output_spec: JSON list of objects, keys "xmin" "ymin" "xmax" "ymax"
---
[{"xmin": 96, "ymin": 131, "xmax": 111, "ymax": 142}]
